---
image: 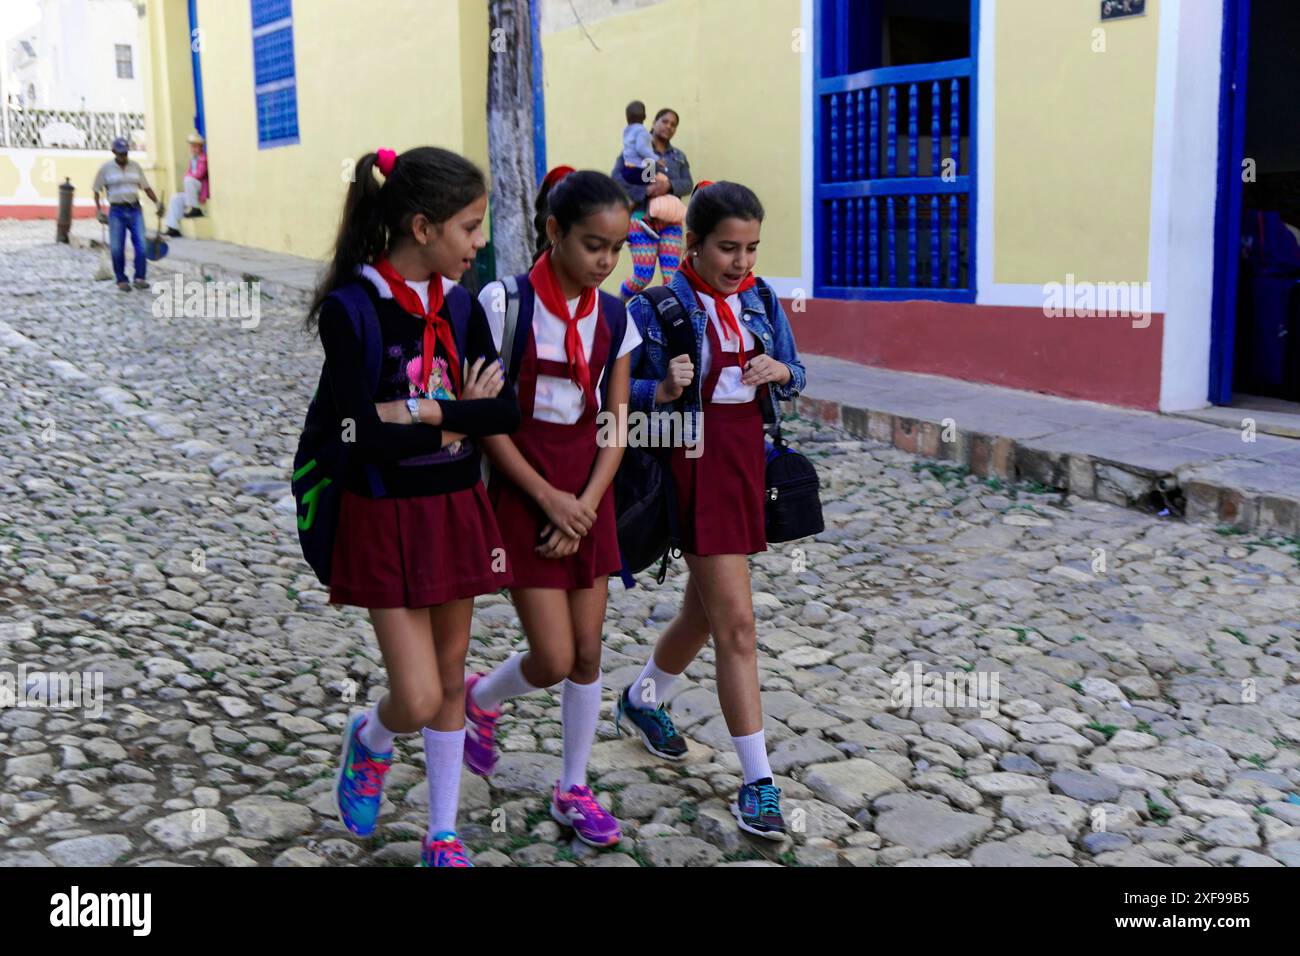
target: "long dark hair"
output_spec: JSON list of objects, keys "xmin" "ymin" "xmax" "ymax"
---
[
  {"xmin": 532, "ymin": 169, "xmax": 630, "ymax": 262},
  {"xmin": 685, "ymin": 181, "xmax": 765, "ymax": 248},
  {"xmin": 306, "ymin": 146, "xmax": 486, "ymax": 332}
]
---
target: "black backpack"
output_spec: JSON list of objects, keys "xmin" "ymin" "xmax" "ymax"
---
[
  {"xmin": 614, "ymin": 284, "xmax": 697, "ymax": 586},
  {"xmin": 292, "ymin": 281, "xmax": 472, "ymax": 586}
]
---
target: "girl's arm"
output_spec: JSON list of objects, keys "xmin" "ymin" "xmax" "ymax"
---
[
  {"xmin": 626, "ymin": 294, "xmax": 669, "ymax": 416},
  {"xmin": 541, "ymin": 352, "xmax": 633, "ymax": 558},
  {"xmin": 763, "ymin": 288, "xmax": 807, "ymax": 400},
  {"xmin": 578, "ymin": 354, "xmax": 630, "ymax": 509},
  {"xmin": 319, "ymin": 297, "xmax": 453, "ymax": 460},
  {"xmin": 435, "ymin": 295, "xmax": 522, "ymax": 437}
]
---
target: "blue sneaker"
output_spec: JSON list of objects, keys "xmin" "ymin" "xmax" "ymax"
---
[
  {"xmin": 334, "ymin": 711, "xmax": 393, "ymax": 837},
  {"xmin": 732, "ymin": 777, "xmax": 786, "ymax": 840},
  {"xmin": 615, "ymin": 684, "xmax": 687, "ymax": 760}
]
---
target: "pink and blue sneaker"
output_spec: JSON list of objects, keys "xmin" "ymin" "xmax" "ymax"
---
[
  {"xmin": 419, "ymin": 831, "xmax": 473, "ymax": 867},
  {"xmin": 334, "ymin": 711, "xmax": 393, "ymax": 837},
  {"xmin": 551, "ymin": 782, "xmax": 622, "ymax": 848},
  {"xmin": 463, "ymin": 672, "xmax": 501, "ymax": 777}
]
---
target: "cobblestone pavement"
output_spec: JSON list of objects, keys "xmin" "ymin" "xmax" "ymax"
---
[{"xmin": 2, "ymin": 221, "xmax": 1299, "ymax": 868}]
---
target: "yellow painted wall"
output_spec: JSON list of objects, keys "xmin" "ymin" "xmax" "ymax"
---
[
  {"xmin": 993, "ymin": 0, "xmax": 1160, "ymax": 284},
  {"xmin": 143, "ymin": 0, "xmax": 197, "ymax": 201},
  {"xmin": 541, "ymin": 0, "xmax": 804, "ymax": 289},
  {"xmin": 185, "ymin": 0, "xmax": 488, "ymax": 259},
  {"xmin": 0, "ymin": 150, "xmax": 138, "ymax": 207}
]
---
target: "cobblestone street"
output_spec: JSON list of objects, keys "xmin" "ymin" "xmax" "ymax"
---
[{"xmin": 2, "ymin": 221, "xmax": 1299, "ymax": 867}]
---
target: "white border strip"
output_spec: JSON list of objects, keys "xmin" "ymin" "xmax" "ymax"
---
[{"xmin": 799, "ymin": 0, "xmax": 814, "ymax": 294}]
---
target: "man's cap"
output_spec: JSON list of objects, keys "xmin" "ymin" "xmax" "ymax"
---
[{"xmin": 110, "ymin": 137, "xmax": 130, "ymax": 154}]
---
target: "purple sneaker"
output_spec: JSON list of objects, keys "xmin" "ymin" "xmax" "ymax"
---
[
  {"xmin": 551, "ymin": 782, "xmax": 622, "ymax": 848},
  {"xmin": 463, "ymin": 672, "xmax": 501, "ymax": 777}
]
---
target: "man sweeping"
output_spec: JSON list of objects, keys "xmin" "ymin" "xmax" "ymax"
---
[{"xmin": 93, "ymin": 137, "xmax": 163, "ymax": 292}]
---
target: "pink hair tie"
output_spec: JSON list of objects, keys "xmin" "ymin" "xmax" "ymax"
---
[{"xmin": 375, "ymin": 148, "xmax": 398, "ymax": 177}]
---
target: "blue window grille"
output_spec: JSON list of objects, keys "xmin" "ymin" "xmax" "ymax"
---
[
  {"xmin": 814, "ymin": 0, "xmax": 978, "ymax": 302},
  {"xmin": 251, "ymin": 0, "xmax": 298, "ymax": 148}
]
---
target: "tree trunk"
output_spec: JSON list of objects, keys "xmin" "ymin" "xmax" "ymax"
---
[{"xmin": 487, "ymin": 0, "xmax": 537, "ymax": 277}]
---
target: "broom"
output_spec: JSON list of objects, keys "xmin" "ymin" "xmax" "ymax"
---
[{"xmin": 93, "ymin": 220, "xmax": 113, "ymax": 281}]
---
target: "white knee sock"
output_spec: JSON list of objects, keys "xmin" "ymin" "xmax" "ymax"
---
[
  {"xmin": 630, "ymin": 656, "xmax": 679, "ymax": 709},
  {"xmin": 358, "ymin": 704, "xmax": 396, "ymax": 754},
  {"xmin": 560, "ymin": 678, "xmax": 603, "ymax": 791},
  {"xmin": 472, "ymin": 653, "xmax": 543, "ymax": 711},
  {"xmin": 422, "ymin": 727, "xmax": 465, "ymax": 836},
  {"xmin": 731, "ymin": 730, "xmax": 772, "ymax": 784}
]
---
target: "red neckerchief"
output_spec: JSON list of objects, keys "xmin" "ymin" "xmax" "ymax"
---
[
  {"xmin": 374, "ymin": 255, "xmax": 460, "ymax": 394},
  {"xmin": 528, "ymin": 248, "xmax": 595, "ymax": 393},
  {"xmin": 680, "ymin": 257, "xmax": 756, "ymax": 370}
]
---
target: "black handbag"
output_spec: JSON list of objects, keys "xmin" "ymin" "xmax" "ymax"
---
[{"xmin": 764, "ymin": 422, "xmax": 824, "ymax": 543}]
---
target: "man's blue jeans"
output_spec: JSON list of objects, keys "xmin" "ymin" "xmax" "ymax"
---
[{"xmin": 108, "ymin": 204, "xmax": 147, "ymax": 283}]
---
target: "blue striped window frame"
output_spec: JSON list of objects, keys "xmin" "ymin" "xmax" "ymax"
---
[
  {"xmin": 813, "ymin": 0, "xmax": 979, "ymax": 302},
  {"xmin": 251, "ymin": 0, "xmax": 298, "ymax": 148}
]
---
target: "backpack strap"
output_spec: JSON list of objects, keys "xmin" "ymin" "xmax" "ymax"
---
[
  {"xmin": 328, "ymin": 282, "xmax": 386, "ymax": 498},
  {"xmin": 597, "ymin": 291, "xmax": 629, "ymax": 412},
  {"xmin": 750, "ymin": 277, "xmax": 787, "ymax": 444},
  {"xmin": 502, "ymin": 274, "xmax": 535, "ymax": 385},
  {"xmin": 444, "ymin": 283, "xmax": 473, "ymax": 377},
  {"xmin": 641, "ymin": 284, "xmax": 697, "ymax": 409}
]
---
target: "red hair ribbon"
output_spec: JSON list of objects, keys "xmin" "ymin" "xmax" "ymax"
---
[
  {"xmin": 375, "ymin": 148, "xmax": 397, "ymax": 177},
  {"xmin": 542, "ymin": 165, "xmax": 576, "ymax": 191},
  {"xmin": 693, "ymin": 180, "xmax": 715, "ymax": 194}
]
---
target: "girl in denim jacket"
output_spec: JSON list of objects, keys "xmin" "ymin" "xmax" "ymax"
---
[{"xmin": 617, "ymin": 181, "xmax": 806, "ymax": 839}]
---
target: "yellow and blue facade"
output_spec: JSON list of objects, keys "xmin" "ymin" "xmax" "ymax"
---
[{"xmin": 140, "ymin": 0, "xmax": 1238, "ymax": 414}]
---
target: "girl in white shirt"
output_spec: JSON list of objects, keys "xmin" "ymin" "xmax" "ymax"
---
[{"xmin": 465, "ymin": 169, "xmax": 639, "ymax": 848}]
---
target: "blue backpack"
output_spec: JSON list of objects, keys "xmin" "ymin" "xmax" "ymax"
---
[{"xmin": 292, "ymin": 280, "xmax": 472, "ymax": 586}]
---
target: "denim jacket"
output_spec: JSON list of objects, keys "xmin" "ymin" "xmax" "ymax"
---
[{"xmin": 627, "ymin": 270, "xmax": 807, "ymax": 445}]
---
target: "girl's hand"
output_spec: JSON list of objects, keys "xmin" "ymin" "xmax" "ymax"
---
[
  {"xmin": 537, "ymin": 487, "xmax": 596, "ymax": 539},
  {"xmin": 536, "ymin": 524, "xmax": 581, "ymax": 559},
  {"xmin": 655, "ymin": 354, "xmax": 695, "ymax": 403},
  {"xmin": 740, "ymin": 355, "xmax": 792, "ymax": 387},
  {"xmin": 462, "ymin": 357, "xmax": 505, "ymax": 400}
]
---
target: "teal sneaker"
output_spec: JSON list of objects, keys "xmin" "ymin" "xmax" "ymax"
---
[
  {"xmin": 334, "ymin": 711, "xmax": 393, "ymax": 837},
  {"xmin": 419, "ymin": 831, "xmax": 473, "ymax": 867},
  {"xmin": 615, "ymin": 684, "xmax": 687, "ymax": 760},
  {"xmin": 732, "ymin": 777, "xmax": 786, "ymax": 840}
]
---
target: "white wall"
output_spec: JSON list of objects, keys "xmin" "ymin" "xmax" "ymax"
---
[
  {"xmin": 7, "ymin": 0, "xmax": 143, "ymax": 111},
  {"xmin": 1155, "ymin": 0, "xmax": 1225, "ymax": 412}
]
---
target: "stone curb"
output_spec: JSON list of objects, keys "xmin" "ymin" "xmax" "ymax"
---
[
  {"xmin": 788, "ymin": 395, "xmax": 1300, "ymax": 539},
  {"xmin": 68, "ymin": 231, "xmax": 311, "ymax": 303}
]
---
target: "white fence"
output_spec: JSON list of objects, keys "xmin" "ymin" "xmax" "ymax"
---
[{"xmin": 1, "ymin": 108, "xmax": 146, "ymax": 151}]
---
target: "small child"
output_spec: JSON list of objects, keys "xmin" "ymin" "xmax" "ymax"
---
[{"xmin": 621, "ymin": 100, "xmax": 668, "ymax": 188}]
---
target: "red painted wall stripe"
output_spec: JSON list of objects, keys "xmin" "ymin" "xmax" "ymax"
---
[{"xmin": 785, "ymin": 298, "xmax": 1163, "ymax": 410}]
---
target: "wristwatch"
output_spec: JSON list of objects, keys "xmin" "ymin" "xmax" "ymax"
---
[{"xmin": 406, "ymin": 397, "xmax": 420, "ymax": 423}]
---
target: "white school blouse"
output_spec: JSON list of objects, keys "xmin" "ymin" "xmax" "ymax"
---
[
  {"xmin": 479, "ymin": 281, "xmax": 642, "ymax": 425},
  {"xmin": 695, "ymin": 291, "xmax": 757, "ymax": 404}
]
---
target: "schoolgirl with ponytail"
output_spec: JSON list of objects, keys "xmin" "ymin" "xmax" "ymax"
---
[
  {"xmin": 308, "ymin": 146, "xmax": 520, "ymax": 867},
  {"xmin": 464, "ymin": 168, "xmax": 639, "ymax": 848}
]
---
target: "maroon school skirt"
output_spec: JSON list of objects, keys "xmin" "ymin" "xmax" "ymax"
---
[
  {"xmin": 489, "ymin": 417, "xmax": 621, "ymax": 590},
  {"xmin": 670, "ymin": 400, "xmax": 767, "ymax": 557},
  {"xmin": 329, "ymin": 483, "xmax": 513, "ymax": 609}
]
